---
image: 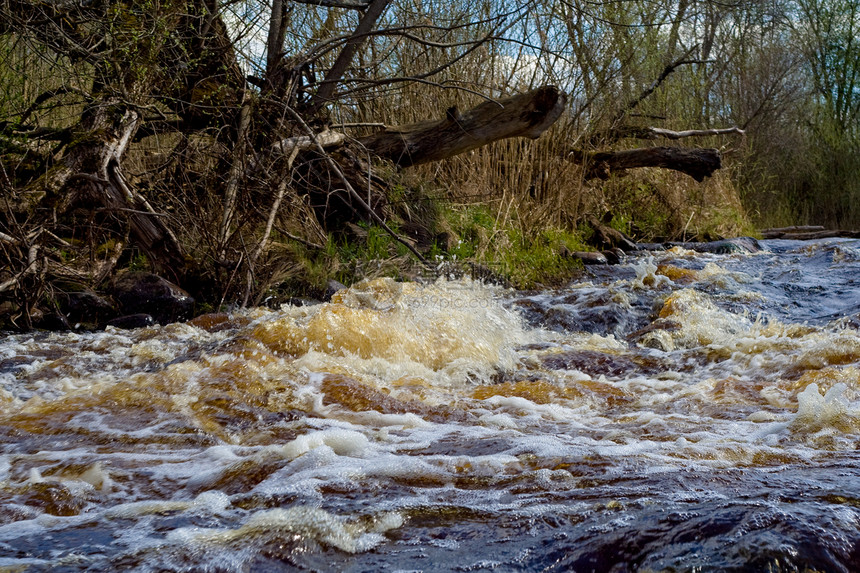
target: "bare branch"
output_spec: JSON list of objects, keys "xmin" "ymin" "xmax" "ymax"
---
[
  {"xmin": 272, "ymin": 130, "xmax": 345, "ymax": 155},
  {"xmin": 310, "ymin": 0, "xmax": 393, "ymax": 112},
  {"xmin": 620, "ymin": 45, "xmax": 704, "ymax": 119},
  {"xmin": 336, "ymin": 31, "xmax": 497, "ymax": 99},
  {"xmin": 17, "ymin": 86, "xmax": 92, "ymax": 124},
  {"xmin": 289, "ymin": 0, "xmax": 371, "ymax": 8},
  {"xmin": 274, "ymin": 225, "xmax": 327, "ymax": 250},
  {"xmin": 613, "ymin": 126, "xmax": 746, "ymax": 140},
  {"xmin": 0, "ymin": 231, "xmax": 19, "ymax": 246},
  {"xmin": 220, "ymin": 99, "xmax": 253, "ymax": 249}
]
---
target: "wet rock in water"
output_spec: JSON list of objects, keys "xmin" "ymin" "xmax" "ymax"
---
[
  {"xmin": 636, "ymin": 242, "xmax": 669, "ymax": 251},
  {"xmin": 188, "ymin": 312, "xmax": 237, "ymax": 333},
  {"xmin": 110, "ymin": 272, "xmax": 194, "ymax": 324},
  {"xmin": 541, "ymin": 349, "xmax": 640, "ymax": 378},
  {"xmin": 325, "ymin": 279, "xmax": 347, "ymax": 301},
  {"xmin": 626, "ymin": 319, "xmax": 682, "ymax": 350},
  {"xmin": 514, "ymin": 292, "xmax": 639, "ymax": 336},
  {"xmin": 511, "ymin": 298, "xmax": 549, "ymax": 328},
  {"xmin": 626, "ymin": 319, "xmax": 682, "ymax": 342},
  {"xmin": 321, "ymin": 373, "xmax": 469, "ymax": 423},
  {"xmin": 574, "ymin": 251, "xmax": 608, "ymax": 265},
  {"xmin": 601, "ymin": 249, "xmax": 625, "ymax": 265},
  {"xmin": 106, "ymin": 313, "xmax": 156, "ymax": 329},
  {"xmin": 559, "ymin": 244, "xmax": 618, "ymax": 265},
  {"xmin": 676, "ymin": 236, "xmax": 764, "ymax": 254}
]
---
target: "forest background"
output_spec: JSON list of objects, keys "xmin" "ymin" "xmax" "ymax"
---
[{"xmin": 1, "ymin": 0, "xmax": 859, "ymax": 328}]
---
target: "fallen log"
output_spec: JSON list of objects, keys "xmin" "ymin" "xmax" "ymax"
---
[
  {"xmin": 570, "ymin": 146, "xmax": 721, "ymax": 182},
  {"xmin": 773, "ymin": 230, "xmax": 860, "ymax": 240},
  {"xmin": 760, "ymin": 226, "xmax": 826, "ymax": 239},
  {"xmin": 358, "ymin": 85, "xmax": 566, "ymax": 167}
]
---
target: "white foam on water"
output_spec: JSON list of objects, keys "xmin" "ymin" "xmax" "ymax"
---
[
  {"xmin": 629, "ymin": 257, "xmax": 674, "ymax": 290},
  {"xmin": 280, "ymin": 428, "xmax": 371, "ymax": 459},
  {"xmin": 169, "ymin": 505, "xmax": 402, "ymax": 553},
  {"xmin": 253, "ymin": 278, "xmax": 528, "ymax": 387},
  {"xmin": 1, "ymin": 246, "xmax": 860, "ymax": 568},
  {"xmin": 790, "ymin": 382, "xmax": 860, "ymax": 433},
  {"xmin": 105, "ymin": 490, "xmax": 231, "ymax": 519}
]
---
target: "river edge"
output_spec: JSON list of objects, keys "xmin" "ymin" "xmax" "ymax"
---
[
  {"xmin": 0, "ymin": 233, "xmax": 791, "ymax": 334},
  {"xmin": 0, "ymin": 234, "xmax": 762, "ymax": 334},
  {"xmin": 6, "ymin": 228, "xmax": 859, "ymax": 334}
]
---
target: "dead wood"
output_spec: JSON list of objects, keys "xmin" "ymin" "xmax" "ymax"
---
[
  {"xmin": 764, "ymin": 229, "xmax": 860, "ymax": 240},
  {"xmin": 284, "ymin": 105, "xmax": 430, "ymax": 265},
  {"xmin": 36, "ymin": 103, "xmax": 185, "ymax": 279},
  {"xmin": 760, "ymin": 226, "xmax": 825, "ymax": 239},
  {"xmin": 357, "ymin": 85, "xmax": 567, "ymax": 167},
  {"xmin": 571, "ymin": 146, "xmax": 722, "ymax": 182},
  {"xmin": 609, "ymin": 126, "xmax": 745, "ymax": 141}
]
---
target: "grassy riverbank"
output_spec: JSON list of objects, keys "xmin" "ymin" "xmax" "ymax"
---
[{"xmin": 266, "ymin": 153, "xmax": 757, "ymax": 299}]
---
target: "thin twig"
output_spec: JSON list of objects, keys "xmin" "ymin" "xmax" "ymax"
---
[
  {"xmin": 274, "ymin": 225, "xmax": 327, "ymax": 250},
  {"xmin": 619, "ymin": 44, "xmax": 703, "ymax": 120},
  {"xmin": 331, "ymin": 123, "xmax": 388, "ymax": 129}
]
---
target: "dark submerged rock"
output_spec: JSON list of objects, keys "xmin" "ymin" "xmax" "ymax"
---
[
  {"xmin": 541, "ymin": 349, "xmax": 639, "ymax": 378},
  {"xmin": 110, "ymin": 272, "xmax": 194, "ymax": 325},
  {"xmin": 324, "ymin": 279, "xmax": 347, "ymax": 301},
  {"xmin": 671, "ymin": 237, "xmax": 764, "ymax": 254},
  {"xmin": 106, "ymin": 313, "xmax": 156, "ymax": 329}
]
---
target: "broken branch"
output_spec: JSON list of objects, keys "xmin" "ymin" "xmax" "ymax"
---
[
  {"xmin": 570, "ymin": 146, "xmax": 722, "ymax": 182},
  {"xmin": 358, "ymin": 85, "xmax": 567, "ymax": 167},
  {"xmin": 612, "ymin": 126, "xmax": 746, "ymax": 140}
]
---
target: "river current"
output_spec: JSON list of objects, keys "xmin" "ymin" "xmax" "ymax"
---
[{"xmin": 1, "ymin": 239, "xmax": 859, "ymax": 572}]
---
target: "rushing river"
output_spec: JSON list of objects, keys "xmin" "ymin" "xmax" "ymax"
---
[{"xmin": 1, "ymin": 239, "xmax": 860, "ymax": 572}]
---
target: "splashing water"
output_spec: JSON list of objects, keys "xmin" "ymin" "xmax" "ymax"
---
[{"xmin": 1, "ymin": 239, "xmax": 860, "ymax": 571}]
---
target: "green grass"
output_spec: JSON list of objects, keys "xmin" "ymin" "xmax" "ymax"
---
[
  {"xmin": 435, "ymin": 203, "xmax": 590, "ymax": 288},
  {"xmin": 498, "ymin": 228, "xmax": 588, "ymax": 288}
]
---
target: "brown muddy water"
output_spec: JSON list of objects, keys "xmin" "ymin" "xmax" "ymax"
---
[{"xmin": 1, "ymin": 239, "xmax": 859, "ymax": 572}]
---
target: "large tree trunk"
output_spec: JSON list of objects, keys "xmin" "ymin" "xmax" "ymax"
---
[{"xmin": 357, "ymin": 86, "xmax": 567, "ymax": 167}]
